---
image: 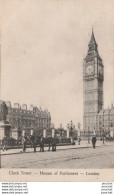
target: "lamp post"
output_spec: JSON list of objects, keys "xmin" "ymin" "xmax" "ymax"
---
[
  {"xmin": 110, "ymin": 119, "xmax": 113, "ymax": 138},
  {"xmin": 100, "ymin": 128, "xmax": 101, "ymax": 140},
  {"xmin": 70, "ymin": 121, "xmax": 73, "ymax": 131},
  {"xmin": 102, "ymin": 126, "xmax": 104, "ymax": 144},
  {"xmin": 22, "ymin": 129, "xmax": 25, "ymax": 137},
  {"xmin": 77, "ymin": 122, "xmax": 81, "ymax": 137},
  {"xmin": 88, "ymin": 127, "xmax": 90, "ymax": 144},
  {"xmin": 67, "ymin": 123, "xmax": 70, "ymax": 138},
  {"xmin": 99, "ymin": 120, "xmax": 102, "ymax": 140},
  {"xmin": 30, "ymin": 129, "xmax": 33, "ymax": 136},
  {"xmin": 102, "ymin": 110, "xmax": 104, "ymax": 144},
  {"xmin": 69, "ymin": 120, "xmax": 74, "ymax": 144},
  {"xmin": 102, "ymin": 122, "xmax": 105, "ymax": 144},
  {"xmin": 52, "ymin": 128, "xmax": 55, "ymax": 138},
  {"xmin": 77, "ymin": 122, "xmax": 81, "ymax": 145},
  {"xmin": 110, "ymin": 120, "xmax": 113, "ymax": 128},
  {"xmin": 102, "ymin": 115, "xmax": 104, "ymax": 144},
  {"xmin": 93, "ymin": 127, "xmax": 96, "ymax": 136},
  {"xmin": 70, "ymin": 120, "xmax": 73, "ymax": 137}
]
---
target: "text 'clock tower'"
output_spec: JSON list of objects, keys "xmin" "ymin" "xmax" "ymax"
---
[{"xmin": 83, "ymin": 30, "xmax": 104, "ymax": 131}]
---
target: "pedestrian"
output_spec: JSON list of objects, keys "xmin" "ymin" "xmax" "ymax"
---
[
  {"xmin": 42, "ymin": 137, "xmax": 44, "ymax": 152},
  {"xmin": 30, "ymin": 135, "xmax": 37, "ymax": 152},
  {"xmin": 2, "ymin": 136, "xmax": 8, "ymax": 151},
  {"xmin": 52, "ymin": 138, "xmax": 56, "ymax": 152},
  {"xmin": 92, "ymin": 135, "xmax": 96, "ymax": 149},
  {"xmin": 33, "ymin": 137, "xmax": 37, "ymax": 153},
  {"xmin": 52, "ymin": 138, "xmax": 54, "ymax": 151},
  {"xmin": 22, "ymin": 136, "xmax": 27, "ymax": 152},
  {"xmin": 30, "ymin": 135, "xmax": 33, "ymax": 148},
  {"xmin": 48, "ymin": 137, "xmax": 51, "ymax": 152},
  {"xmin": 40, "ymin": 137, "xmax": 42, "ymax": 152},
  {"xmin": 40, "ymin": 137, "xmax": 44, "ymax": 152},
  {"xmin": 78, "ymin": 137, "xmax": 81, "ymax": 145},
  {"xmin": 54, "ymin": 138, "xmax": 56, "ymax": 151}
]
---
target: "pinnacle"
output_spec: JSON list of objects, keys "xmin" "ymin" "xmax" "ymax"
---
[{"xmin": 88, "ymin": 29, "xmax": 97, "ymax": 46}]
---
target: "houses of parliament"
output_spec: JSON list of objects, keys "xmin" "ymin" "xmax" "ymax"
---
[{"xmin": 83, "ymin": 30, "xmax": 114, "ymax": 135}]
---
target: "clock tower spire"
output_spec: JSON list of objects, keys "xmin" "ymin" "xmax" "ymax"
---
[{"xmin": 83, "ymin": 30, "xmax": 104, "ymax": 132}]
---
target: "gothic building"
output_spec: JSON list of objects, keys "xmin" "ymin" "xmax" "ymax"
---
[
  {"xmin": 83, "ymin": 30, "xmax": 104, "ymax": 131},
  {"xmin": 83, "ymin": 30, "xmax": 114, "ymax": 135},
  {"xmin": 97, "ymin": 104, "xmax": 114, "ymax": 134}
]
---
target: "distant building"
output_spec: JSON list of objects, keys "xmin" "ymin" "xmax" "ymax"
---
[
  {"xmin": 0, "ymin": 100, "xmax": 51, "ymax": 137},
  {"xmin": 97, "ymin": 104, "xmax": 114, "ymax": 133}
]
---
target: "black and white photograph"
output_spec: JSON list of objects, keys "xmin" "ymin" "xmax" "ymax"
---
[{"xmin": 0, "ymin": 0, "xmax": 114, "ymax": 182}]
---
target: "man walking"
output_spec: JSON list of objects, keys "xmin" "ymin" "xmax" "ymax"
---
[
  {"xmin": 48, "ymin": 137, "xmax": 51, "ymax": 152},
  {"xmin": 31, "ymin": 135, "xmax": 37, "ymax": 152},
  {"xmin": 92, "ymin": 135, "xmax": 96, "ymax": 149},
  {"xmin": 33, "ymin": 136, "xmax": 37, "ymax": 153},
  {"xmin": 52, "ymin": 138, "xmax": 56, "ymax": 152},
  {"xmin": 22, "ymin": 136, "xmax": 27, "ymax": 152},
  {"xmin": 78, "ymin": 137, "xmax": 81, "ymax": 145},
  {"xmin": 40, "ymin": 137, "xmax": 44, "ymax": 152},
  {"xmin": 2, "ymin": 136, "xmax": 8, "ymax": 151}
]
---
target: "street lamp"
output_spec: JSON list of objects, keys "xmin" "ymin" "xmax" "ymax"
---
[
  {"xmin": 99, "ymin": 119, "xmax": 102, "ymax": 140},
  {"xmin": 110, "ymin": 120, "xmax": 114, "ymax": 138},
  {"xmin": 102, "ymin": 115, "xmax": 105, "ymax": 144},
  {"xmin": 70, "ymin": 121, "xmax": 73, "ymax": 131},
  {"xmin": 77, "ymin": 122, "xmax": 81, "ymax": 137},
  {"xmin": 69, "ymin": 121, "xmax": 74, "ymax": 144},
  {"xmin": 100, "ymin": 128, "xmax": 101, "ymax": 140},
  {"xmin": 67, "ymin": 123, "xmax": 70, "ymax": 138},
  {"xmin": 67, "ymin": 123, "xmax": 70, "ymax": 129},
  {"xmin": 30, "ymin": 129, "xmax": 33, "ymax": 136},
  {"xmin": 22, "ymin": 129, "xmax": 25, "ymax": 137},
  {"xmin": 110, "ymin": 120, "xmax": 113, "ymax": 128},
  {"xmin": 69, "ymin": 121, "xmax": 73, "ymax": 137},
  {"xmin": 102, "ymin": 125, "xmax": 104, "ymax": 144},
  {"xmin": 93, "ymin": 127, "xmax": 96, "ymax": 136},
  {"xmin": 88, "ymin": 127, "xmax": 90, "ymax": 144}
]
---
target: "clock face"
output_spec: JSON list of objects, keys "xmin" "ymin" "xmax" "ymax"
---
[
  {"xmin": 86, "ymin": 65, "xmax": 94, "ymax": 75},
  {"xmin": 98, "ymin": 66, "xmax": 103, "ymax": 75}
]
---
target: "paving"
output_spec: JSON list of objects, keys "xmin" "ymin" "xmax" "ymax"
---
[
  {"xmin": 1, "ymin": 141, "xmax": 114, "ymax": 168},
  {"xmin": 0, "ymin": 140, "xmax": 112, "ymax": 156}
]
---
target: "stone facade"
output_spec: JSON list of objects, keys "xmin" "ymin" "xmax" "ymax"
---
[
  {"xmin": 97, "ymin": 104, "xmax": 114, "ymax": 133},
  {"xmin": 0, "ymin": 100, "xmax": 51, "ymax": 137},
  {"xmin": 83, "ymin": 30, "xmax": 114, "ymax": 135},
  {"xmin": 83, "ymin": 30, "xmax": 104, "ymax": 131}
]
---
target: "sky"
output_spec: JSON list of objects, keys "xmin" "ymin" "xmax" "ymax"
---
[{"xmin": 1, "ymin": 0, "xmax": 114, "ymax": 129}]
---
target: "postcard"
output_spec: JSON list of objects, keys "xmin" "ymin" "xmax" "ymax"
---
[{"xmin": 0, "ymin": 0, "xmax": 114, "ymax": 182}]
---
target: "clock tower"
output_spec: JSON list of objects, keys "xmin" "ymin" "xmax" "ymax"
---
[{"xmin": 83, "ymin": 30, "xmax": 104, "ymax": 131}]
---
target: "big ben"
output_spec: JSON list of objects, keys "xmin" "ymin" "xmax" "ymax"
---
[{"xmin": 83, "ymin": 30, "xmax": 104, "ymax": 131}]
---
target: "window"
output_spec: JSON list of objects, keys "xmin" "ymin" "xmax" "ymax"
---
[
  {"xmin": 86, "ymin": 80, "xmax": 94, "ymax": 90},
  {"xmin": 89, "ymin": 46, "xmax": 94, "ymax": 50}
]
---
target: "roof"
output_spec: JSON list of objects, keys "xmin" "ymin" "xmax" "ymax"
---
[
  {"xmin": 88, "ymin": 29, "xmax": 97, "ymax": 46},
  {"xmin": 0, "ymin": 100, "xmax": 3, "ymax": 105},
  {"xmin": 110, "ymin": 108, "xmax": 114, "ymax": 114},
  {"xmin": 98, "ymin": 109, "xmax": 105, "ymax": 115},
  {"xmin": 104, "ymin": 108, "xmax": 111, "ymax": 115}
]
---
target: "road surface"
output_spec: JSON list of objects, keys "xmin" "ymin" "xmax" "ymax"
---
[{"xmin": 1, "ymin": 143, "xmax": 114, "ymax": 168}]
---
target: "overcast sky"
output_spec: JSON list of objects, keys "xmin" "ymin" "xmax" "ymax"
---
[{"xmin": 1, "ymin": 0, "xmax": 114, "ymax": 128}]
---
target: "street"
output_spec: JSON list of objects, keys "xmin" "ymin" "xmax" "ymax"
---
[{"xmin": 1, "ymin": 143, "xmax": 114, "ymax": 168}]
